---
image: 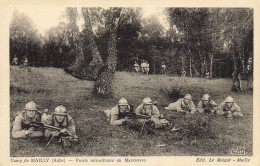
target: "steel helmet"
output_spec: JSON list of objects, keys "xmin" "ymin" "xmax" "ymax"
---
[
  {"xmin": 118, "ymin": 98, "xmax": 128, "ymax": 106},
  {"xmin": 54, "ymin": 105, "xmax": 67, "ymax": 115},
  {"xmin": 225, "ymin": 96, "xmax": 234, "ymax": 103},
  {"xmin": 25, "ymin": 101, "xmax": 37, "ymax": 110},
  {"xmin": 143, "ymin": 97, "xmax": 153, "ymax": 105},
  {"xmin": 202, "ymin": 94, "xmax": 210, "ymax": 101},
  {"xmin": 184, "ymin": 94, "xmax": 192, "ymax": 100}
]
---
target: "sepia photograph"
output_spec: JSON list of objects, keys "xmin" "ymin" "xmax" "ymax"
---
[{"xmin": 0, "ymin": 0, "xmax": 259, "ymax": 165}]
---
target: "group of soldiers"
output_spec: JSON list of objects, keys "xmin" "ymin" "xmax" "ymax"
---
[
  {"xmin": 104, "ymin": 94, "xmax": 243, "ymax": 129},
  {"xmin": 134, "ymin": 60, "xmax": 167, "ymax": 75},
  {"xmin": 12, "ymin": 94, "xmax": 242, "ymax": 147},
  {"xmin": 134, "ymin": 60, "xmax": 150, "ymax": 74},
  {"xmin": 12, "ymin": 56, "xmax": 28, "ymax": 67},
  {"xmin": 12, "ymin": 102, "xmax": 78, "ymax": 147}
]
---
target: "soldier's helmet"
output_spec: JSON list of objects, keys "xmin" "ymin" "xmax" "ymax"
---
[
  {"xmin": 143, "ymin": 97, "xmax": 153, "ymax": 105},
  {"xmin": 118, "ymin": 98, "xmax": 128, "ymax": 106},
  {"xmin": 225, "ymin": 96, "xmax": 234, "ymax": 103},
  {"xmin": 184, "ymin": 94, "xmax": 192, "ymax": 101},
  {"xmin": 25, "ymin": 101, "xmax": 37, "ymax": 110},
  {"xmin": 54, "ymin": 105, "xmax": 67, "ymax": 115},
  {"xmin": 202, "ymin": 94, "xmax": 210, "ymax": 101}
]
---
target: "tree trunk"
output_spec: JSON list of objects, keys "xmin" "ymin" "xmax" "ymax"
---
[
  {"xmin": 65, "ymin": 8, "xmax": 103, "ymax": 81},
  {"xmin": 94, "ymin": 8, "xmax": 122, "ymax": 96},
  {"xmin": 82, "ymin": 8, "xmax": 103, "ymax": 80},
  {"xmin": 198, "ymin": 49, "xmax": 205, "ymax": 77},
  {"xmin": 209, "ymin": 53, "xmax": 213, "ymax": 79},
  {"xmin": 231, "ymin": 51, "xmax": 242, "ymax": 92},
  {"xmin": 189, "ymin": 56, "xmax": 192, "ymax": 77}
]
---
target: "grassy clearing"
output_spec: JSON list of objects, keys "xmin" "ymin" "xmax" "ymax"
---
[{"xmin": 10, "ymin": 67, "xmax": 253, "ymax": 156}]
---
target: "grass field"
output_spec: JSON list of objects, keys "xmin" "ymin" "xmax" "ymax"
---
[{"xmin": 10, "ymin": 66, "xmax": 253, "ymax": 156}]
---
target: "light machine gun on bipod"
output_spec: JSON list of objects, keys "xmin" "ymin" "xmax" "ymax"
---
[{"xmin": 29, "ymin": 121, "xmax": 72, "ymax": 150}]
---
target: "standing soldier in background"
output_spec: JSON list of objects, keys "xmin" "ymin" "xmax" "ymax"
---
[
  {"xmin": 197, "ymin": 94, "xmax": 218, "ymax": 114},
  {"xmin": 104, "ymin": 98, "xmax": 132, "ymax": 126},
  {"xmin": 43, "ymin": 105, "xmax": 78, "ymax": 146},
  {"xmin": 144, "ymin": 61, "xmax": 150, "ymax": 75},
  {"xmin": 161, "ymin": 62, "xmax": 166, "ymax": 75},
  {"xmin": 23, "ymin": 57, "xmax": 28, "ymax": 67},
  {"xmin": 205, "ymin": 70, "xmax": 210, "ymax": 79},
  {"xmin": 12, "ymin": 55, "xmax": 18, "ymax": 66},
  {"xmin": 216, "ymin": 96, "xmax": 243, "ymax": 118},
  {"xmin": 141, "ymin": 60, "xmax": 146, "ymax": 74},
  {"xmin": 164, "ymin": 94, "xmax": 197, "ymax": 114},
  {"xmin": 135, "ymin": 97, "xmax": 170, "ymax": 129},
  {"xmin": 181, "ymin": 69, "xmax": 186, "ymax": 77},
  {"xmin": 12, "ymin": 101, "xmax": 43, "ymax": 138},
  {"xmin": 134, "ymin": 61, "xmax": 140, "ymax": 73}
]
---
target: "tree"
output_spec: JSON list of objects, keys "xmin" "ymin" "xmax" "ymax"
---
[
  {"xmin": 94, "ymin": 8, "xmax": 122, "ymax": 96},
  {"xmin": 10, "ymin": 10, "xmax": 42, "ymax": 66}
]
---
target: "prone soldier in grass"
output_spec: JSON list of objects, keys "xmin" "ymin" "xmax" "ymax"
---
[
  {"xmin": 216, "ymin": 96, "xmax": 243, "ymax": 118},
  {"xmin": 165, "ymin": 94, "xmax": 197, "ymax": 114},
  {"xmin": 135, "ymin": 97, "xmax": 171, "ymax": 129},
  {"xmin": 12, "ymin": 101, "xmax": 43, "ymax": 138},
  {"xmin": 104, "ymin": 98, "xmax": 132, "ymax": 126},
  {"xmin": 197, "ymin": 94, "xmax": 218, "ymax": 114},
  {"xmin": 43, "ymin": 105, "xmax": 78, "ymax": 146}
]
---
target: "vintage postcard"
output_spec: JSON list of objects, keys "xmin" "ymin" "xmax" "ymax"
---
[{"xmin": 0, "ymin": 0, "xmax": 259, "ymax": 165}]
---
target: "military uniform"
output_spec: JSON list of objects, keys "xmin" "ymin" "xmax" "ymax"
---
[
  {"xmin": 144, "ymin": 62, "xmax": 149, "ymax": 74},
  {"xmin": 104, "ymin": 98, "xmax": 130, "ymax": 126},
  {"xmin": 166, "ymin": 94, "xmax": 196, "ymax": 114},
  {"xmin": 141, "ymin": 61, "xmax": 146, "ymax": 74},
  {"xmin": 44, "ymin": 114, "xmax": 76, "ymax": 138},
  {"xmin": 205, "ymin": 71, "xmax": 210, "ymax": 79},
  {"xmin": 24, "ymin": 58, "xmax": 28, "ymax": 67},
  {"xmin": 12, "ymin": 102, "xmax": 43, "ymax": 138},
  {"xmin": 135, "ymin": 97, "xmax": 169, "ymax": 128},
  {"xmin": 104, "ymin": 105, "xmax": 130, "ymax": 125},
  {"xmin": 197, "ymin": 94, "xmax": 218, "ymax": 114},
  {"xmin": 216, "ymin": 96, "xmax": 243, "ymax": 118},
  {"xmin": 161, "ymin": 63, "xmax": 166, "ymax": 75},
  {"xmin": 134, "ymin": 62, "xmax": 140, "ymax": 72},
  {"xmin": 43, "ymin": 106, "xmax": 77, "ymax": 142},
  {"xmin": 12, "ymin": 57, "xmax": 18, "ymax": 66},
  {"xmin": 181, "ymin": 70, "xmax": 186, "ymax": 77}
]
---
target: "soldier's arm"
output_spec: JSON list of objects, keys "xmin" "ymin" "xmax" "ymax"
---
[
  {"xmin": 66, "ymin": 118, "xmax": 76, "ymax": 136},
  {"xmin": 167, "ymin": 100, "xmax": 181, "ymax": 111},
  {"xmin": 110, "ymin": 110, "xmax": 125, "ymax": 126},
  {"xmin": 189, "ymin": 102, "xmax": 197, "ymax": 114},
  {"xmin": 134, "ymin": 105, "xmax": 142, "ymax": 115},
  {"xmin": 216, "ymin": 102, "xmax": 225, "ymax": 115},
  {"xmin": 151, "ymin": 106, "xmax": 160, "ymax": 118},
  {"xmin": 197, "ymin": 101, "xmax": 204, "ymax": 113},
  {"xmin": 233, "ymin": 103, "xmax": 242, "ymax": 112},
  {"xmin": 175, "ymin": 99, "xmax": 185, "ymax": 112},
  {"xmin": 12, "ymin": 115, "xmax": 27, "ymax": 138}
]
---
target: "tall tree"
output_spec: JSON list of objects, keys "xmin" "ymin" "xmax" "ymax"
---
[
  {"xmin": 10, "ymin": 10, "xmax": 42, "ymax": 66},
  {"xmin": 94, "ymin": 8, "xmax": 122, "ymax": 96}
]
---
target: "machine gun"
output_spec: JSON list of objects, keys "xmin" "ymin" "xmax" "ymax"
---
[
  {"xmin": 124, "ymin": 112, "xmax": 150, "ymax": 119},
  {"xmin": 204, "ymin": 104, "xmax": 218, "ymax": 114},
  {"xmin": 29, "ymin": 121, "xmax": 70, "ymax": 150}
]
